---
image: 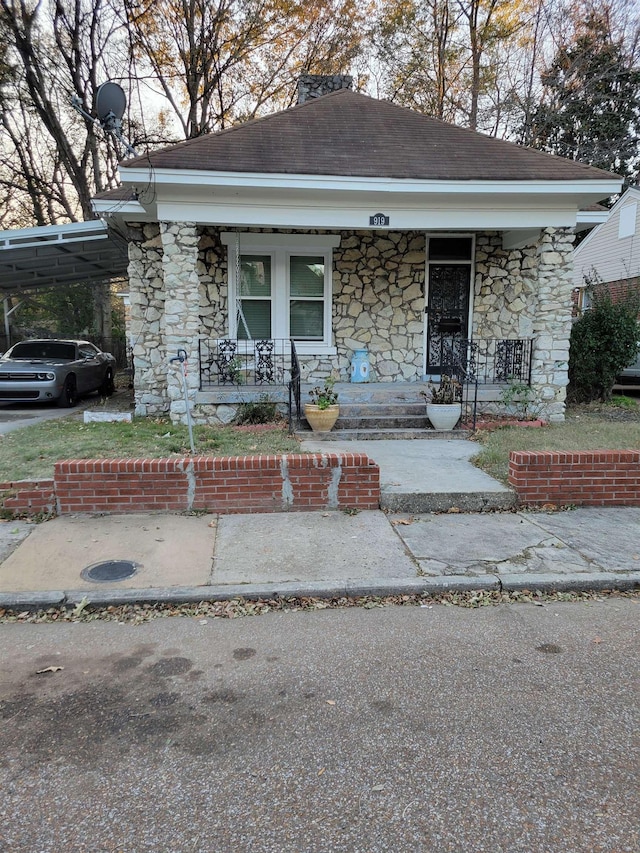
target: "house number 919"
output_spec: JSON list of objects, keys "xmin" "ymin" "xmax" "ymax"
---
[{"xmin": 369, "ymin": 213, "xmax": 390, "ymax": 226}]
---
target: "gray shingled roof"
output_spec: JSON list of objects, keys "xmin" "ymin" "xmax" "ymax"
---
[{"xmin": 120, "ymin": 89, "xmax": 617, "ymax": 183}]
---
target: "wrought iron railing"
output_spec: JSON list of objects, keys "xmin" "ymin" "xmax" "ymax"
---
[
  {"xmin": 289, "ymin": 340, "xmax": 302, "ymax": 434},
  {"xmin": 434, "ymin": 338, "xmax": 533, "ymax": 385},
  {"xmin": 435, "ymin": 338, "xmax": 532, "ymax": 430},
  {"xmin": 198, "ymin": 336, "xmax": 533, "ymax": 432},
  {"xmin": 198, "ymin": 338, "xmax": 293, "ymax": 389}
]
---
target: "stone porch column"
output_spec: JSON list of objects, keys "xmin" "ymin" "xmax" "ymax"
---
[
  {"xmin": 530, "ymin": 227, "xmax": 575, "ymax": 422},
  {"xmin": 160, "ymin": 221, "xmax": 201, "ymax": 424},
  {"xmin": 127, "ymin": 223, "xmax": 168, "ymax": 416}
]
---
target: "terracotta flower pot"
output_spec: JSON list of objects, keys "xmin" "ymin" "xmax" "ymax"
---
[{"xmin": 304, "ymin": 403, "xmax": 340, "ymax": 432}]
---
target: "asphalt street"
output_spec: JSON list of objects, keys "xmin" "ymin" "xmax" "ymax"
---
[{"xmin": 1, "ymin": 599, "xmax": 638, "ymax": 853}]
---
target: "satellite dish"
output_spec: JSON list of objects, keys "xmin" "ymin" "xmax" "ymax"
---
[
  {"xmin": 96, "ymin": 81, "xmax": 126, "ymax": 127},
  {"xmin": 70, "ymin": 81, "xmax": 138, "ymax": 158}
]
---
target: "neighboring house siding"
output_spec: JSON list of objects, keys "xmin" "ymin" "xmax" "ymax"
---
[{"xmin": 573, "ymin": 189, "xmax": 640, "ymax": 288}]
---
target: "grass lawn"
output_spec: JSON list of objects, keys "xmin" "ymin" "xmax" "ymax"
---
[
  {"xmin": 0, "ymin": 409, "xmax": 300, "ymax": 482},
  {"xmin": 472, "ymin": 396, "xmax": 640, "ymax": 483},
  {"xmin": 2, "ymin": 390, "xmax": 639, "ymax": 484}
]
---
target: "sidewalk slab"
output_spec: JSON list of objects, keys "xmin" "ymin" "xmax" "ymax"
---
[
  {"xmin": 0, "ymin": 520, "xmax": 34, "ymax": 563},
  {"xmin": 212, "ymin": 510, "xmax": 418, "ymax": 584},
  {"xmin": 390, "ymin": 512, "xmax": 557, "ymax": 569},
  {"xmin": 525, "ymin": 507, "xmax": 640, "ymax": 573},
  {"xmin": 0, "ymin": 513, "xmax": 216, "ymax": 592}
]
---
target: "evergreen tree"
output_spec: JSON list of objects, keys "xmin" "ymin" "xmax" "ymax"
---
[{"xmin": 528, "ymin": 10, "xmax": 640, "ymax": 180}]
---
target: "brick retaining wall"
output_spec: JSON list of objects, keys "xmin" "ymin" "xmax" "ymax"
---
[
  {"xmin": 0, "ymin": 479, "xmax": 56, "ymax": 516},
  {"xmin": 52, "ymin": 453, "xmax": 380, "ymax": 514},
  {"xmin": 509, "ymin": 450, "xmax": 640, "ymax": 506}
]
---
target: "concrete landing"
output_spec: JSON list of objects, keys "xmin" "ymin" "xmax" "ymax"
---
[{"xmin": 300, "ymin": 438, "xmax": 515, "ymax": 512}]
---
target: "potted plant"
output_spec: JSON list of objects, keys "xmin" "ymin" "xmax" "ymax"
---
[
  {"xmin": 304, "ymin": 377, "xmax": 340, "ymax": 432},
  {"xmin": 422, "ymin": 375, "xmax": 462, "ymax": 431}
]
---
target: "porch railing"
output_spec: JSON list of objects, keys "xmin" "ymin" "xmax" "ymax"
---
[
  {"xmin": 435, "ymin": 338, "xmax": 533, "ymax": 430},
  {"xmin": 197, "ymin": 336, "xmax": 533, "ymax": 432},
  {"xmin": 198, "ymin": 338, "xmax": 301, "ymax": 433},
  {"xmin": 199, "ymin": 338, "xmax": 293, "ymax": 389},
  {"xmin": 289, "ymin": 340, "xmax": 302, "ymax": 434},
  {"xmin": 434, "ymin": 338, "xmax": 533, "ymax": 385}
]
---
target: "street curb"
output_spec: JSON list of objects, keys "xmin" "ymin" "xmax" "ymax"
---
[
  {"xmin": 0, "ymin": 571, "xmax": 638, "ymax": 611},
  {"xmin": 497, "ymin": 571, "xmax": 640, "ymax": 593},
  {"xmin": 0, "ymin": 591, "xmax": 67, "ymax": 609}
]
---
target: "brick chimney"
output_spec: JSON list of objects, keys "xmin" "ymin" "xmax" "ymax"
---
[{"xmin": 297, "ymin": 74, "xmax": 353, "ymax": 104}]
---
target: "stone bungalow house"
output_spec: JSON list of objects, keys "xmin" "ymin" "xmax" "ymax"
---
[{"xmin": 93, "ymin": 76, "xmax": 621, "ymax": 425}]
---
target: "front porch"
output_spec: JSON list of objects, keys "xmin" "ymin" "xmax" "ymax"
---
[
  {"xmin": 193, "ymin": 335, "xmax": 534, "ymax": 436},
  {"xmin": 127, "ymin": 224, "xmax": 574, "ymax": 427}
]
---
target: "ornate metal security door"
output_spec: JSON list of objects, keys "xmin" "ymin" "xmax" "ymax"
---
[{"xmin": 425, "ymin": 265, "xmax": 471, "ymax": 374}]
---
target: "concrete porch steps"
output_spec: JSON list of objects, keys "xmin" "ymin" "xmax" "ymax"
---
[
  {"xmin": 296, "ymin": 393, "xmax": 470, "ymax": 440},
  {"xmin": 295, "ymin": 426, "xmax": 471, "ymax": 441}
]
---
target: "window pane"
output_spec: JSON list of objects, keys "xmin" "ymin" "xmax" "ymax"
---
[
  {"xmin": 238, "ymin": 300, "xmax": 271, "ymax": 339},
  {"xmin": 290, "ymin": 256, "xmax": 324, "ymax": 297},
  {"xmin": 240, "ymin": 255, "xmax": 271, "ymax": 296},
  {"xmin": 290, "ymin": 300, "xmax": 323, "ymax": 339},
  {"xmin": 428, "ymin": 238, "xmax": 472, "ymax": 261}
]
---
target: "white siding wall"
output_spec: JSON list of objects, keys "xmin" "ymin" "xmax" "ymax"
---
[{"xmin": 573, "ymin": 188, "xmax": 640, "ymax": 288}]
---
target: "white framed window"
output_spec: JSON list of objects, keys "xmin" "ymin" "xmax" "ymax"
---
[{"xmin": 221, "ymin": 233, "xmax": 340, "ymax": 354}]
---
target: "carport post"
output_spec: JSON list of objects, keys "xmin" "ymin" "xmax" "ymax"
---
[{"xmin": 3, "ymin": 297, "xmax": 21, "ymax": 350}]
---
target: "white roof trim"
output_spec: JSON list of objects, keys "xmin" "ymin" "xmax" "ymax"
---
[
  {"xmin": 575, "ymin": 210, "xmax": 609, "ymax": 226},
  {"xmin": 119, "ymin": 166, "xmax": 621, "ymax": 197}
]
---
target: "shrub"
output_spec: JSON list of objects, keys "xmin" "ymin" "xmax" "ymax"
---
[
  {"xmin": 233, "ymin": 395, "xmax": 279, "ymax": 425},
  {"xmin": 568, "ymin": 289, "xmax": 640, "ymax": 402}
]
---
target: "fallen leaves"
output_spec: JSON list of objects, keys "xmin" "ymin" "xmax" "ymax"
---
[{"xmin": 0, "ymin": 588, "xmax": 637, "ymax": 625}]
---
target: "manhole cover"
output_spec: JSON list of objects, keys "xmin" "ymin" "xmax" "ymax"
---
[{"xmin": 81, "ymin": 559, "xmax": 140, "ymax": 583}]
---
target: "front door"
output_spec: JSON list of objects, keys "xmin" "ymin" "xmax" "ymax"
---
[
  {"xmin": 425, "ymin": 265, "xmax": 470, "ymax": 374},
  {"xmin": 424, "ymin": 236, "xmax": 473, "ymax": 377}
]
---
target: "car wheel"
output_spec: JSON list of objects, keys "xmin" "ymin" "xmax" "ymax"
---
[
  {"xmin": 57, "ymin": 375, "xmax": 78, "ymax": 408},
  {"xmin": 98, "ymin": 368, "xmax": 115, "ymax": 397}
]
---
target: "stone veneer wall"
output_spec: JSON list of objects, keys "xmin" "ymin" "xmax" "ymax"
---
[
  {"xmin": 473, "ymin": 227, "xmax": 574, "ymax": 422},
  {"xmin": 127, "ymin": 223, "xmax": 167, "ymax": 415},
  {"xmin": 531, "ymin": 227, "xmax": 575, "ymax": 421},
  {"xmin": 195, "ymin": 227, "xmax": 426, "ymax": 385},
  {"xmin": 128, "ymin": 223, "xmax": 575, "ymax": 424},
  {"xmin": 161, "ymin": 222, "xmax": 202, "ymax": 421}
]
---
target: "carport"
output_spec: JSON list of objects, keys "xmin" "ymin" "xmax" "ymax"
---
[{"xmin": 0, "ymin": 219, "xmax": 128, "ymax": 348}]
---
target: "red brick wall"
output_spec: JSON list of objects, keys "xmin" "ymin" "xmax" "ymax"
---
[
  {"xmin": 0, "ymin": 479, "xmax": 56, "ymax": 516},
  {"xmin": 509, "ymin": 450, "xmax": 640, "ymax": 506},
  {"xmin": 53, "ymin": 453, "xmax": 380, "ymax": 514}
]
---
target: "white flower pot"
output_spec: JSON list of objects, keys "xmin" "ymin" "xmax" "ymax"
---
[{"xmin": 427, "ymin": 402, "xmax": 462, "ymax": 431}]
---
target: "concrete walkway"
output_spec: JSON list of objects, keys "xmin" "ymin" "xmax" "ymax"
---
[{"xmin": 301, "ymin": 438, "xmax": 514, "ymax": 511}]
